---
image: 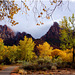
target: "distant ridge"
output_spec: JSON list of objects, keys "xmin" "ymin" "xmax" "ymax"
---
[
  {"xmin": 0, "ymin": 25, "xmax": 34, "ymax": 46},
  {"xmin": 0, "ymin": 22, "xmax": 61, "ymax": 49},
  {"xmin": 41, "ymin": 22, "xmax": 61, "ymax": 49}
]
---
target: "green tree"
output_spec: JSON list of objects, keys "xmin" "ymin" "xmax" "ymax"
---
[
  {"xmin": 59, "ymin": 14, "xmax": 75, "ymax": 62},
  {"xmin": 19, "ymin": 36, "xmax": 35, "ymax": 61}
]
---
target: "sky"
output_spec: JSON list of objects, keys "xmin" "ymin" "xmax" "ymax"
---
[{"xmin": 0, "ymin": 0, "xmax": 75, "ymax": 39}]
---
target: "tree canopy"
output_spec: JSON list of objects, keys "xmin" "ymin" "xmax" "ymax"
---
[
  {"xmin": 59, "ymin": 14, "xmax": 75, "ymax": 49},
  {"xmin": 0, "ymin": 38, "xmax": 4, "ymax": 60},
  {"xmin": 59, "ymin": 14, "xmax": 75, "ymax": 62},
  {"xmin": 37, "ymin": 42, "xmax": 53, "ymax": 59},
  {"xmin": 19, "ymin": 36, "xmax": 35, "ymax": 61}
]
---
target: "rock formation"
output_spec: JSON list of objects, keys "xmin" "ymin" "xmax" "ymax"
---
[
  {"xmin": 0, "ymin": 25, "xmax": 34, "ymax": 46},
  {"xmin": 0, "ymin": 22, "xmax": 61, "ymax": 48},
  {"xmin": 41, "ymin": 22, "xmax": 61, "ymax": 48}
]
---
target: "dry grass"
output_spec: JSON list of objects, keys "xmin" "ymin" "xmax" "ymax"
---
[{"xmin": 11, "ymin": 68, "xmax": 75, "ymax": 75}]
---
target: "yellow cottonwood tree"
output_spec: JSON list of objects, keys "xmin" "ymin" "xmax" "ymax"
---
[
  {"xmin": 7, "ymin": 45, "xmax": 18, "ymax": 63},
  {"xmin": 37, "ymin": 42, "xmax": 53, "ymax": 59},
  {"xmin": 0, "ymin": 38, "xmax": 4, "ymax": 60},
  {"xmin": 19, "ymin": 36, "xmax": 35, "ymax": 61},
  {"xmin": 0, "ymin": 39, "xmax": 8, "ymax": 61}
]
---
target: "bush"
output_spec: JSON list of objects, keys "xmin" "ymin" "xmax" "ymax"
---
[
  {"xmin": 23, "ymin": 64, "xmax": 51, "ymax": 71},
  {"xmin": 37, "ymin": 58, "xmax": 44, "ymax": 65},
  {"xmin": 37, "ymin": 57, "xmax": 52, "ymax": 65},
  {"xmin": 71, "ymin": 63, "xmax": 75, "ymax": 69},
  {"xmin": 22, "ymin": 58, "xmax": 52, "ymax": 71},
  {"xmin": 51, "ymin": 65, "xmax": 57, "ymax": 70}
]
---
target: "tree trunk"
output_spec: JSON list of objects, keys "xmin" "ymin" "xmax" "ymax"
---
[{"xmin": 73, "ymin": 46, "xmax": 75, "ymax": 63}]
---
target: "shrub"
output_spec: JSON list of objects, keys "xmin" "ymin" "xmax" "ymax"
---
[
  {"xmin": 51, "ymin": 49, "xmax": 73, "ymax": 62},
  {"xmin": 51, "ymin": 65, "xmax": 57, "ymax": 70}
]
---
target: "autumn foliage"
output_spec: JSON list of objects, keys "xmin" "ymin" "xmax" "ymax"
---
[
  {"xmin": 0, "ymin": 0, "xmax": 63, "ymax": 25},
  {"xmin": 37, "ymin": 42, "xmax": 73, "ymax": 62},
  {"xmin": 0, "ymin": 37, "xmax": 73, "ymax": 64},
  {"xmin": 51, "ymin": 49, "xmax": 73, "ymax": 62},
  {"xmin": 37, "ymin": 42, "xmax": 53, "ymax": 59},
  {"xmin": 0, "ymin": 36, "xmax": 36, "ymax": 63},
  {"xmin": 19, "ymin": 36, "xmax": 35, "ymax": 61}
]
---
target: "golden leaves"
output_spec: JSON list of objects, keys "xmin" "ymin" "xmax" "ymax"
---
[
  {"xmin": 51, "ymin": 48, "xmax": 73, "ymax": 62},
  {"xmin": 23, "ymin": 2, "xmax": 30, "ymax": 11},
  {"xmin": 36, "ymin": 23, "xmax": 40, "ymax": 25},
  {"xmin": 0, "ymin": 0, "xmax": 62, "ymax": 26},
  {"xmin": 0, "ymin": 9, "xmax": 2, "ymax": 11},
  {"xmin": 46, "ymin": 16, "xmax": 50, "ymax": 19},
  {"xmin": 43, "ymin": 9, "xmax": 46, "ymax": 12},
  {"xmin": 19, "ymin": 36, "xmax": 35, "ymax": 61},
  {"xmin": 37, "ymin": 42, "xmax": 53, "ymax": 58},
  {"xmin": 51, "ymin": 3, "xmax": 53, "ymax": 5},
  {"xmin": 53, "ymin": 0, "xmax": 57, "ymax": 3},
  {"xmin": 40, "ymin": 12, "xmax": 43, "ymax": 15},
  {"xmin": 0, "ymin": 38, "xmax": 3, "ymax": 43},
  {"xmin": 0, "ymin": 12, "xmax": 4, "ymax": 20},
  {"xmin": 10, "ymin": 20, "xmax": 19, "ymax": 26},
  {"xmin": 36, "ymin": 22, "xmax": 44, "ymax": 26},
  {"xmin": 3, "ymin": 8, "xmax": 5, "ymax": 11},
  {"xmin": 0, "ymin": 1, "xmax": 20, "ymax": 25},
  {"xmin": 40, "ymin": 21, "xmax": 44, "ymax": 25},
  {"xmin": 38, "ymin": 15, "xmax": 41, "ymax": 18},
  {"xmin": 50, "ymin": 0, "xmax": 60, "ymax": 5}
]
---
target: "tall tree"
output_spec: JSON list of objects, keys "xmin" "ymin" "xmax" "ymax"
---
[
  {"xmin": 0, "ymin": 38, "xmax": 4, "ymax": 60},
  {"xmin": 37, "ymin": 42, "xmax": 53, "ymax": 59},
  {"xmin": 19, "ymin": 36, "xmax": 35, "ymax": 61},
  {"xmin": 59, "ymin": 14, "xmax": 75, "ymax": 62},
  {"xmin": 7, "ymin": 45, "xmax": 18, "ymax": 63}
]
